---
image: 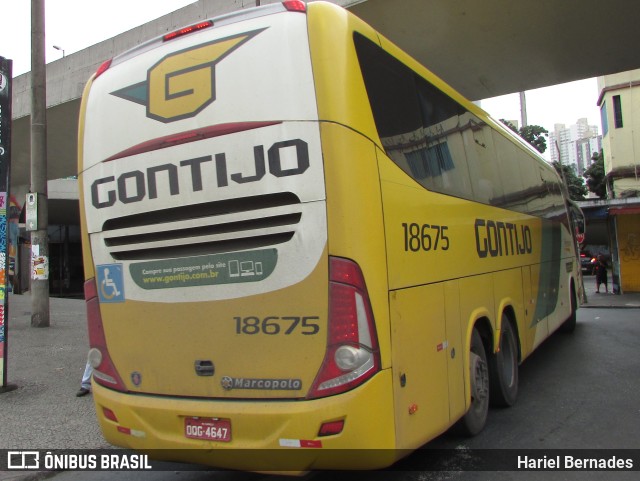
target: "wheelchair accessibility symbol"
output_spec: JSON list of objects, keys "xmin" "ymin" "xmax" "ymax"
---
[{"xmin": 97, "ymin": 264, "xmax": 125, "ymax": 303}]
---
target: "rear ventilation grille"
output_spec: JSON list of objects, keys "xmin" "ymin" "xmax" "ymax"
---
[{"xmin": 101, "ymin": 192, "xmax": 301, "ymax": 261}]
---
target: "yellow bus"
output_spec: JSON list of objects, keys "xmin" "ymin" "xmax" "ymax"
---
[{"xmin": 78, "ymin": 0, "xmax": 581, "ymax": 471}]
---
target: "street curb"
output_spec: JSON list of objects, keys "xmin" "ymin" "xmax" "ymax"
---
[{"xmin": 580, "ymin": 304, "xmax": 640, "ymax": 309}]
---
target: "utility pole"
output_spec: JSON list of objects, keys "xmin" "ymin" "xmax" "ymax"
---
[
  {"xmin": 555, "ymin": 139, "xmax": 571, "ymax": 198},
  {"xmin": 519, "ymin": 91, "xmax": 528, "ymax": 128},
  {"xmin": 30, "ymin": 0, "xmax": 50, "ymax": 327}
]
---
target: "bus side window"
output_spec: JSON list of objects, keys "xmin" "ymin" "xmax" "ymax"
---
[
  {"xmin": 465, "ymin": 119, "xmax": 503, "ymax": 205},
  {"xmin": 354, "ymin": 32, "xmax": 474, "ymax": 201},
  {"xmin": 492, "ymin": 131, "xmax": 526, "ymax": 210}
]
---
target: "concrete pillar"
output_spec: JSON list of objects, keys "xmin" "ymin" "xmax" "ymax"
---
[{"xmin": 30, "ymin": 0, "xmax": 50, "ymax": 327}]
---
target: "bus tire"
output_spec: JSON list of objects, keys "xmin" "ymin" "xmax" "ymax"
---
[
  {"xmin": 559, "ymin": 284, "xmax": 577, "ymax": 333},
  {"xmin": 459, "ymin": 327, "xmax": 489, "ymax": 436},
  {"xmin": 489, "ymin": 317, "xmax": 518, "ymax": 407}
]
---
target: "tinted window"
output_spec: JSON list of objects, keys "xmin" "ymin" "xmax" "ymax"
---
[
  {"xmin": 353, "ymin": 32, "xmax": 472, "ymax": 200},
  {"xmin": 613, "ymin": 95, "xmax": 623, "ymax": 128},
  {"xmin": 354, "ymin": 32, "xmax": 566, "ymax": 221}
]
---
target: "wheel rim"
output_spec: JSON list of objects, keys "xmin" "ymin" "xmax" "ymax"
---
[{"xmin": 470, "ymin": 351, "xmax": 489, "ymax": 403}]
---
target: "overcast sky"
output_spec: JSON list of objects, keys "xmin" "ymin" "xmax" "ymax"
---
[
  {"xmin": 0, "ymin": 0, "xmax": 194, "ymax": 75},
  {"xmin": 480, "ymin": 79, "xmax": 601, "ymax": 137},
  {"xmin": 1, "ymin": 0, "xmax": 602, "ymax": 157}
]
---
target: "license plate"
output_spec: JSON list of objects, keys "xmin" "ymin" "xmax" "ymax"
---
[{"xmin": 184, "ymin": 417, "xmax": 231, "ymax": 442}]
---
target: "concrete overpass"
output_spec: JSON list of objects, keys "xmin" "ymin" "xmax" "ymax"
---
[{"xmin": 9, "ymin": 0, "xmax": 640, "ymax": 206}]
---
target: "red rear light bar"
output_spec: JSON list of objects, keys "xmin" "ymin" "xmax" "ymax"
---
[{"xmin": 164, "ymin": 20, "xmax": 214, "ymax": 42}]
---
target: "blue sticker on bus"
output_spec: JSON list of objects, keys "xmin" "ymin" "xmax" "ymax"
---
[{"xmin": 97, "ymin": 264, "xmax": 125, "ymax": 303}]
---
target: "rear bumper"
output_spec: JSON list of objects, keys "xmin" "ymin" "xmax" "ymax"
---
[{"xmin": 92, "ymin": 369, "xmax": 398, "ymax": 471}]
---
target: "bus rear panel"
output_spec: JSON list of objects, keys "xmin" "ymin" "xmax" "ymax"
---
[{"xmin": 79, "ymin": 2, "xmax": 395, "ymax": 472}]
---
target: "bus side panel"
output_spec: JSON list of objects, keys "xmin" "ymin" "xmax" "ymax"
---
[
  {"xmin": 528, "ymin": 263, "xmax": 549, "ymax": 351},
  {"xmin": 307, "ymin": 2, "xmax": 380, "ymax": 145},
  {"xmin": 444, "ymin": 280, "xmax": 465, "ymax": 423},
  {"xmin": 319, "ymin": 123, "xmax": 391, "ymax": 369},
  {"xmin": 309, "ymin": 4, "xmax": 392, "ymax": 374},
  {"xmin": 492, "ymin": 269, "xmax": 526, "ymax": 352},
  {"xmin": 547, "ymin": 275, "xmax": 572, "ymax": 334},
  {"xmin": 548, "ymin": 253, "xmax": 578, "ymax": 335},
  {"xmin": 389, "ymin": 285, "xmax": 450, "ymax": 449},
  {"xmin": 519, "ymin": 265, "xmax": 536, "ymax": 359}
]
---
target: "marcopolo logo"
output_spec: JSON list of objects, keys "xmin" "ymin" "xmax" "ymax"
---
[
  {"xmin": 221, "ymin": 376, "xmax": 302, "ymax": 391},
  {"xmin": 112, "ymin": 28, "xmax": 266, "ymax": 123}
]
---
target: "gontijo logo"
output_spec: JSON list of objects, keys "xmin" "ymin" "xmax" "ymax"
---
[{"xmin": 111, "ymin": 28, "xmax": 266, "ymax": 123}]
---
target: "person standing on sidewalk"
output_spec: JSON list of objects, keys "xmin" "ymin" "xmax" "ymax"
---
[
  {"xmin": 595, "ymin": 255, "xmax": 609, "ymax": 294},
  {"xmin": 76, "ymin": 361, "xmax": 93, "ymax": 397}
]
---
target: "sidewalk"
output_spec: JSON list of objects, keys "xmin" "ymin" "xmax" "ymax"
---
[
  {"xmin": 580, "ymin": 273, "xmax": 640, "ymax": 308},
  {"xmin": 0, "ymin": 293, "xmax": 111, "ymax": 453}
]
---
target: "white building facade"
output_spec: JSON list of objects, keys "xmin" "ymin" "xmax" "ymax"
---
[
  {"xmin": 597, "ymin": 69, "xmax": 640, "ymax": 292},
  {"xmin": 549, "ymin": 118, "xmax": 601, "ymax": 176}
]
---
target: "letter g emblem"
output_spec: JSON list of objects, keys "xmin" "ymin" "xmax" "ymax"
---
[{"xmin": 112, "ymin": 29, "xmax": 265, "ymax": 123}]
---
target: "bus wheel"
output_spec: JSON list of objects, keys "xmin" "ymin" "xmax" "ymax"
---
[
  {"xmin": 460, "ymin": 328, "xmax": 489, "ymax": 436},
  {"xmin": 489, "ymin": 317, "xmax": 519, "ymax": 407}
]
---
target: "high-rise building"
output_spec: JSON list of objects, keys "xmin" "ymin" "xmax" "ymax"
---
[
  {"xmin": 577, "ymin": 136, "xmax": 603, "ymax": 175},
  {"xmin": 549, "ymin": 118, "xmax": 601, "ymax": 175}
]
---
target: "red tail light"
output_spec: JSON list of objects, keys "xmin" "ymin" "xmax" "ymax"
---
[
  {"xmin": 283, "ymin": 1, "xmax": 306, "ymax": 12},
  {"xmin": 308, "ymin": 257, "xmax": 380, "ymax": 399},
  {"xmin": 84, "ymin": 278, "xmax": 127, "ymax": 392}
]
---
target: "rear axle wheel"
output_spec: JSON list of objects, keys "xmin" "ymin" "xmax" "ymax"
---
[
  {"xmin": 489, "ymin": 316, "xmax": 519, "ymax": 407},
  {"xmin": 459, "ymin": 327, "xmax": 489, "ymax": 435}
]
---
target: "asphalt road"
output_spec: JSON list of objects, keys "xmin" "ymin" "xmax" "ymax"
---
[{"xmin": 21, "ymin": 306, "xmax": 638, "ymax": 481}]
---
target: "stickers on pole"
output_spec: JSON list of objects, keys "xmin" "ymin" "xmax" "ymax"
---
[{"xmin": 31, "ymin": 244, "xmax": 49, "ymax": 280}]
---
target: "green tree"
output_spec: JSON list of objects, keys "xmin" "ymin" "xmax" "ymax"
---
[
  {"xmin": 584, "ymin": 150, "xmax": 607, "ymax": 199},
  {"xmin": 552, "ymin": 161, "xmax": 588, "ymax": 201},
  {"xmin": 500, "ymin": 119, "xmax": 549, "ymax": 154}
]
